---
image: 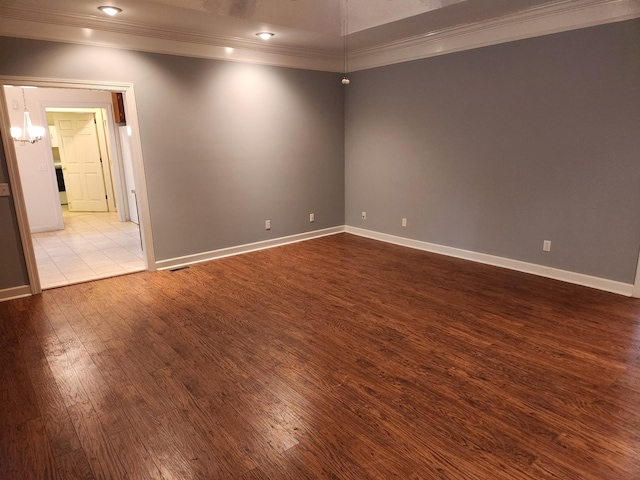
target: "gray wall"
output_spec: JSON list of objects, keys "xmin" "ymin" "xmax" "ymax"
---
[
  {"xmin": 0, "ymin": 134, "xmax": 29, "ymax": 290},
  {"xmin": 346, "ymin": 19, "xmax": 640, "ymax": 283},
  {"xmin": 2, "ymin": 19, "xmax": 639, "ymax": 292},
  {"xmin": 0, "ymin": 38, "xmax": 345, "ymax": 288}
]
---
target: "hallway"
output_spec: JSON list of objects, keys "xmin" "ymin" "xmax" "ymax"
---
[{"xmin": 32, "ymin": 208, "xmax": 144, "ymax": 289}]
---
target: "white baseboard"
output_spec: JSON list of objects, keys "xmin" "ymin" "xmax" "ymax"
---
[
  {"xmin": 346, "ymin": 226, "xmax": 634, "ymax": 297},
  {"xmin": 0, "ymin": 285, "xmax": 32, "ymax": 302},
  {"xmin": 30, "ymin": 224, "xmax": 63, "ymax": 234},
  {"xmin": 3, "ymin": 226, "xmax": 633, "ymax": 300},
  {"xmin": 155, "ymin": 226, "xmax": 346, "ymax": 271}
]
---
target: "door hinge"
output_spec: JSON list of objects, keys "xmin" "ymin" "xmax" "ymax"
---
[
  {"xmin": 94, "ymin": 118, "xmax": 97, "ymax": 124},
  {"xmin": 99, "ymin": 157, "xmax": 103, "ymax": 163},
  {"xmin": 105, "ymin": 195, "xmax": 108, "ymax": 200}
]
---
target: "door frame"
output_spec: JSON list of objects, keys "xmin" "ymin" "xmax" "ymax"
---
[{"xmin": 0, "ymin": 76, "xmax": 156, "ymax": 295}]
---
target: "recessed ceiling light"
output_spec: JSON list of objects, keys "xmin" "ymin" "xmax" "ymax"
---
[
  {"xmin": 98, "ymin": 6, "xmax": 122, "ymax": 16},
  {"xmin": 256, "ymin": 32, "xmax": 274, "ymax": 40}
]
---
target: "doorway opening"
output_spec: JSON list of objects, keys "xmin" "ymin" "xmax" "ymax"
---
[
  {"xmin": 30, "ymin": 107, "xmax": 143, "ymax": 288},
  {"xmin": 0, "ymin": 80, "xmax": 154, "ymax": 293},
  {"xmin": 48, "ymin": 110, "xmax": 115, "ymax": 214}
]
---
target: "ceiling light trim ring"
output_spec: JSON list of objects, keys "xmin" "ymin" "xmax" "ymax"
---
[{"xmin": 98, "ymin": 6, "xmax": 122, "ymax": 16}]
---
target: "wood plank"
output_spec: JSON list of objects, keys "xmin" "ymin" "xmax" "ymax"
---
[
  {"xmin": 1, "ymin": 233, "xmax": 639, "ymax": 478},
  {"xmin": 113, "ymin": 382, "xmax": 196, "ymax": 479},
  {"xmin": 24, "ymin": 339, "xmax": 83, "ymax": 457},
  {"xmin": 108, "ymin": 427, "xmax": 164, "ymax": 480},
  {"xmin": 54, "ymin": 449, "xmax": 96, "ymax": 480},
  {"xmin": 0, "ymin": 423, "xmax": 30, "ymax": 479},
  {"xmin": 150, "ymin": 366, "xmax": 256, "ymax": 476},
  {"xmin": 25, "ymin": 416, "xmax": 57, "ymax": 480},
  {"xmin": 67, "ymin": 401, "xmax": 129, "ymax": 480}
]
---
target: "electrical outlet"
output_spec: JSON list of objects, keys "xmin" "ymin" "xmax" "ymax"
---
[
  {"xmin": 543, "ymin": 240, "xmax": 551, "ymax": 252},
  {"xmin": 0, "ymin": 183, "xmax": 10, "ymax": 197},
  {"xmin": 12, "ymin": 100, "xmax": 19, "ymax": 110},
  {"xmin": 38, "ymin": 163, "xmax": 48, "ymax": 171},
  {"xmin": 361, "ymin": 211, "xmax": 366, "ymax": 220},
  {"xmin": 402, "ymin": 218, "xmax": 407, "ymax": 227},
  {"xmin": 265, "ymin": 219, "xmax": 271, "ymax": 230},
  {"xmin": 310, "ymin": 213, "xmax": 315, "ymax": 223}
]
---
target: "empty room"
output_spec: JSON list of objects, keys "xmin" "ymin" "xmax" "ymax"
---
[{"xmin": 1, "ymin": 0, "xmax": 639, "ymax": 478}]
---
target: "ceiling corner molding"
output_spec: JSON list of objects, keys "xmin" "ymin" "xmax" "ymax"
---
[
  {"xmin": 0, "ymin": 7, "xmax": 342, "ymax": 72},
  {"xmin": 0, "ymin": 1, "xmax": 638, "ymax": 73},
  {"xmin": 350, "ymin": 0, "xmax": 640, "ymax": 72}
]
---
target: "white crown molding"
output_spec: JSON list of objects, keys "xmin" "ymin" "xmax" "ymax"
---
[
  {"xmin": 0, "ymin": 5, "xmax": 339, "ymax": 59},
  {"xmin": 351, "ymin": 0, "xmax": 640, "ymax": 71},
  {"xmin": 0, "ymin": 0, "xmax": 638, "ymax": 72},
  {"xmin": 346, "ymin": 226, "xmax": 635, "ymax": 297},
  {"xmin": 0, "ymin": 7, "xmax": 342, "ymax": 72}
]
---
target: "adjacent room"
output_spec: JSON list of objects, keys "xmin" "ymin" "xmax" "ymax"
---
[
  {"xmin": 3, "ymin": 85, "xmax": 145, "ymax": 289},
  {"xmin": 0, "ymin": 0, "xmax": 639, "ymax": 478}
]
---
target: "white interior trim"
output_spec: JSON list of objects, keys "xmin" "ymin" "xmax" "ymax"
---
[
  {"xmin": 346, "ymin": 226, "xmax": 635, "ymax": 297},
  {"xmin": 0, "ymin": 16, "xmax": 340, "ymax": 73},
  {"xmin": 0, "ymin": 76, "xmax": 156, "ymax": 295},
  {"xmin": 156, "ymin": 226, "xmax": 345, "ymax": 271},
  {"xmin": 0, "ymin": 86, "xmax": 41, "ymax": 295},
  {"xmin": 633, "ymin": 249, "xmax": 640, "ymax": 298},
  {"xmin": 38, "ymin": 106, "xmax": 64, "ymax": 232},
  {"xmin": 121, "ymin": 85, "xmax": 155, "ymax": 271},
  {"xmin": 2, "ymin": 217, "xmax": 634, "ymax": 300},
  {"xmin": 110, "ymin": 125, "xmax": 130, "ymax": 224},
  {"xmin": 351, "ymin": 0, "xmax": 640, "ymax": 71},
  {"xmin": 0, "ymin": 285, "xmax": 32, "ymax": 302},
  {"xmin": 93, "ymin": 108, "xmax": 118, "ymax": 214},
  {"xmin": 350, "ymin": 0, "xmax": 640, "ymax": 71},
  {"xmin": 0, "ymin": 0, "xmax": 638, "ymax": 73}
]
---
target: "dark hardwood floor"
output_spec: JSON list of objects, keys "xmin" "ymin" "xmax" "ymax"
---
[{"xmin": 1, "ymin": 233, "xmax": 639, "ymax": 479}]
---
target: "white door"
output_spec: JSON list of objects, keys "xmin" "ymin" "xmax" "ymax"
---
[
  {"xmin": 55, "ymin": 113, "xmax": 108, "ymax": 212},
  {"xmin": 119, "ymin": 126, "xmax": 138, "ymax": 224}
]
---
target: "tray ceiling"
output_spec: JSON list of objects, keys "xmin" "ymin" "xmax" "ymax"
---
[{"xmin": 0, "ymin": 0, "xmax": 638, "ymax": 71}]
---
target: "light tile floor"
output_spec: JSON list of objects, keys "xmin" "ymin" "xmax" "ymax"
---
[{"xmin": 32, "ymin": 207, "xmax": 145, "ymax": 289}]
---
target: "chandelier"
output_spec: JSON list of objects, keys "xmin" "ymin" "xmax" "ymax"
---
[
  {"xmin": 342, "ymin": 0, "xmax": 350, "ymax": 85},
  {"xmin": 11, "ymin": 88, "xmax": 45, "ymax": 145}
]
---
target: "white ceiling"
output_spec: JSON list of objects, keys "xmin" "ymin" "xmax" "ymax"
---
[
  {"xmin": 140, "ymin": 0, "xmax": 472, "ymax": 35},
  {"xmin": 0, "ymin": 0, "xmax": 638, "ymax": 72}
]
